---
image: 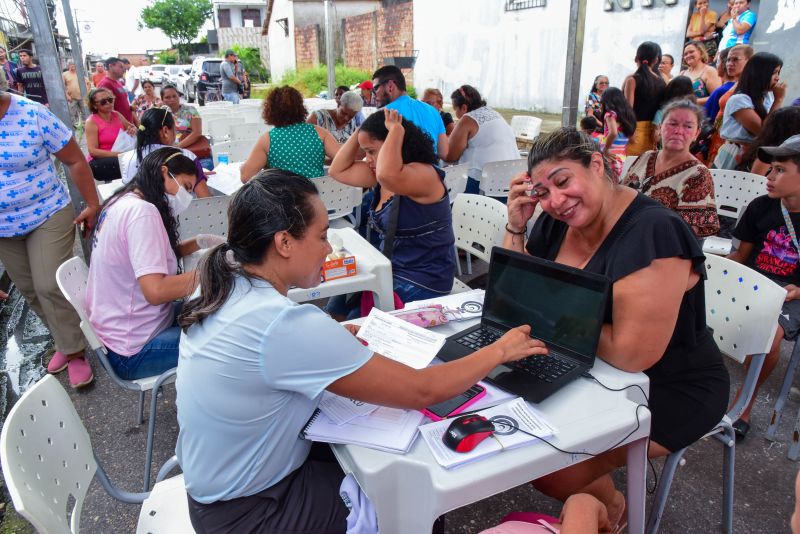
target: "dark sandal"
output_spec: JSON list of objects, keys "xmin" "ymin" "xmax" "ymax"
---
[{"xmin": 732, "ymin": 419, "xmax": 750, "ymax": 442}]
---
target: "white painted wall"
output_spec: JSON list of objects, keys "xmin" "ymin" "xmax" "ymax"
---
[
  {"xmin": 268, "ymin": 0, "xmax": 297, "ymax": 81},
  {"xmin": 414, "ymin": 0, "xmax": 571, "ymax": 113},
  {"xmin": 414, "ymin": 0, "xmax": 691, "ymax": 114},
  {"xmin": 578, "ymin": 0, "xmax": 691, "ymax": 106},
  {"xmin": 214, "ymin": 4, "xmax": 266, "ymax": 28}
]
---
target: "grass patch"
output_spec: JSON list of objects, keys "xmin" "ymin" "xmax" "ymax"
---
[{"xmin": 278, "ymin": 64, "xmax": 372, "ymax": 97}]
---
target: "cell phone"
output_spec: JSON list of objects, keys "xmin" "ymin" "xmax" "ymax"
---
[{"xmin": 420, "ymin": 384, "xmax": 487, "ymax": 421}]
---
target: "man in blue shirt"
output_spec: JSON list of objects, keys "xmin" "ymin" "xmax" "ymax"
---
[{"xmin": 371, "ymin": 65, "xmax": 448, "ymax": 158}]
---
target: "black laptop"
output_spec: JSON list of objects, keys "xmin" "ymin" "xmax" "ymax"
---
[{"xmin": 438, "ymin": 248, "xmax": 611, "ymax": 403}]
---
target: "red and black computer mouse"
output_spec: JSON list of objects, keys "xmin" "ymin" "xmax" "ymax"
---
[{"xmin": 442, "ymin": 414, "xmax": 495, "ymax": 453}]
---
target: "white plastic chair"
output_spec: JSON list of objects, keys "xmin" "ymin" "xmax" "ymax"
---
[
  {"xmin": 204, "ymin": 117, "xmax": 239, "ymax": 142},
  {"xmin": 178, "ymin": 195, "xmax": 231, "ymax": 240},
  {"xmin": 314, "ymin": 176, "xmax": 362, "ymax": 229},
  {"xmin": 647, "ymin": 255, "xmax": 786, "ymax": 534},
  {"xmin": 480, "ymin": 159, "xmax": 527, "ymax": 199},
  {"xmin": 443, "ymin": 163, "xmax": 470, "ymax": 204},
  {"xmin": 213, "ymin": 139, "xmax": 255, "ymax": 163},
  {"xmin": 96, "ymin": 179, "xmax": 124, "ymax": 202},
  {"xmin": 229, "ymin": 122, "xmax": 266, "ymax": 141},
  {"xmin": 451, "ymin": 194, "xmax": 507, "ymax": 279},
  {"xmin": 510, "ymin": 115, "xmax": 542, "ymax": 143},
  {"xmin": 703, "ymin": 170, "xmax": 766, "ymax": 257},
  {"xmin": 56, "ymin": 258, "xmax": 177, "ymax": 491},
  {"xmin": 203, "ymin": 100, "xmax": 232, "ymax": 108},
  {"xmin": 0, "ymin": 374, "xmax": 193, "ymax": 533}
]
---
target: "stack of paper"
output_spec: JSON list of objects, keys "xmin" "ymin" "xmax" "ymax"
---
[
  {"xmin": 302, "ymin": 396, "xmax": 425, "ymax": 453},
  {"xmin": 357, "ymin": 308, "xmax": 446, "ymax": 369},
  {"xmin": 419, "ymin": 398, "xmax": 558, "ymax": 469}
]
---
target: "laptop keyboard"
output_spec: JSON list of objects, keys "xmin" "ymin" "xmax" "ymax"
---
[
  {"xmin": 455, "ymin": 327, "xmax": 502, "ymax": 350},
  {"xmin": 456, "ymin": 328, "xmax": 578, "ymax": 383},
  {"xmin": 511, "ymin": 353, "xmax": 577, "ymax": 383}
]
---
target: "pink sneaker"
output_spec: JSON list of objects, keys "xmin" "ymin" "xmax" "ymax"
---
[
  {"xmin": 47, "ymin": 351, "xmax": 70, "ymax": 374},
  {"xmin": 67, "ymin": 357, "xmax": 94, "ymax": 388}
]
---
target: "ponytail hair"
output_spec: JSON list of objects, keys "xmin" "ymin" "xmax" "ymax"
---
[
  {"xmin": 178, "ymin": 169, "xmax": 320, "ymax": 332},
  {"xmin": 137, "ymin": 107, "xmax": 175, "ymax": 162},
  {"xmin": 633, "ymin": 41, "xmax": 665, "ymax": 103},
  {"xmin": 450, "ymin": 84, "xmax": 486, "ymax": 112}
]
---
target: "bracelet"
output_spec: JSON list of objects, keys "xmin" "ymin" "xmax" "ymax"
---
[{"xmin": 505, "ymin": 223, "xmax": 525, "ymax": 236}]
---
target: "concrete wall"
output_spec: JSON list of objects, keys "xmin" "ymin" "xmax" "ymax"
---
[
  {"xmin": 414, "ymin": 0, "xmax": 690, "ymax": 114},
  {"xmin": 214, "ymin": 4, "xmax": 267, "ymax": 28},
  {"xmin": 748, "ymin": 0, "xmax": 800, "ymax": 104},
  {"xmin": 218, "ymin": 27, "xmax": 270, "ymax": 70},
  {"xmin": 579, "ymin": 0, "xmax": 691, "ymax": 106},
  {"xmin": 414, "ymin": 0, "xmax": 571, "ymax": 113},
  {"xmin": 267, "ymin": 0, "xmax": 297, "ymax": 81}
]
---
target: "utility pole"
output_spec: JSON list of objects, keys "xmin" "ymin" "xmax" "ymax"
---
[
  {"xmin": 324, "ymin": 0, "xmax": 335, "ymax": 99},
  {"xmin": 60, "ymin": 0, "xmax": 88, "ymax": 116},
  {"xmin": 25, "ymin": 0, "xmax": 90, "ymax": 253},
  {"xmin": 561, "ymin": 0, "xmax": 587, "ymax": 128}
]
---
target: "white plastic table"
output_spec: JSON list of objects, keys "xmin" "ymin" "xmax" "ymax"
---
[
  {"xmin": 333, "ymin": 313, "xmax": 650, "ymax": 533},
  {"xmin": 182, "ymin": 228, "xmax": 395, "ymax": 311},
  {"xmin": 287, "ymin": 228, "xmax": 395, "ymax": 311}
]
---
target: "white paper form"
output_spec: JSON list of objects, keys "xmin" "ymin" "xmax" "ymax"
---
[
  {"xmin": 357, "ymin": 308, "xmax": 446, "ymax": 369},
  {"xmin": 419, "ymin": 398, "xmax": 558, "ymax": 469},
  {"xmin": 319, "ymin": 391, "xmax": 379, "ymax": 425}
]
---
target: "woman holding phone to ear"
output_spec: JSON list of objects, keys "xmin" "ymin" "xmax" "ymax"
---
[{"xmin": 502, "ymin": 128, "xmax": 728, "ymax": 530}]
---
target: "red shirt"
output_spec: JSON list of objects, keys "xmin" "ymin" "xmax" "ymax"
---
[{"xmin": 97, "ymin": 76, "xmax": 133, "ymax": 123}]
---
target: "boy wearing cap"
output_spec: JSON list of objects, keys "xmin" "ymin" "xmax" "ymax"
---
[{"xmin": 728, "ymin": 134, "xmax": 800, "ymax": 440}]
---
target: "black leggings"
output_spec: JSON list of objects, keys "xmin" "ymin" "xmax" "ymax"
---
[{"xmin": 89, "ymin": 157, "xmax": 121, "ymax": 182}]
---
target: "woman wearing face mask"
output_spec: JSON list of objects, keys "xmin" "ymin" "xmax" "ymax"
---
[{"xmin": 86, "ymin": 148, "xmax": 223, "ymax": 380}]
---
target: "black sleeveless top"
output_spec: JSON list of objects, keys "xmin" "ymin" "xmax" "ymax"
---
[
  {"xmin": 525, "ymin": 194, "xmax": 722, "ymax": 383},
  {"xmin": 632, "ymin": 71, "xmax": 666, "ymax": 122}
]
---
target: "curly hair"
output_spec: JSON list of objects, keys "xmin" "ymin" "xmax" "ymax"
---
[
  {"xmin": 261, "ymin": 86, "xmax": 307, "ymax": 127},
  {"xmin": 86, "ymin": 87, "xmax": 114, "ymax": 114},
  {"xmin": 359, "ymin": 112, "xmax": 438, "ymax": 165}
]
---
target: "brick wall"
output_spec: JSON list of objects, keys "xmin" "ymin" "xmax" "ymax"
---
[
  {"xmin": 344, "ymin": 1, "xmax": 414, "ymax": 85},
  {"xmin": 295, "ymin": 24, "xmax": 320, "ymax": 69}
]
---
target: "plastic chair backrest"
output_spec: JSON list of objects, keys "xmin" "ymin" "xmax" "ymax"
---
[
  {"xmin": 314, "ymin": 177, "xmax": 362, "ymax": 221},
  {"xmin": 56, "ymin": 258, "xmax": 105, "ymax": 354},
  {"xmin": 361, "ymin": 107, "xmax": 378, "ymax": 118},
  {"xmin": 204, "ymin": 117, "xmax": 238, "ymax": 139},
  {"xmin": 443, "ymin": 163, "xmax": 470, "ymax": 204},
  {"xmin": 704, "ymin": 254, "xmax": 786, "ymax": 363},
  {"xmin": 203, "ymin": 100, "xmax": 232, "ymax": 108},
  {"xmin": 0, "ymin": 375, "xmax": 97, "ymax": 533},
  {"xmin": 709, "ymin": 169, "xmax": 766, "ymax": 219},
  {"xmin": 481, "ymin": 159, "xmax": 527, "ymax": 198},
  {"xmin": 452, "ymin": 194, "xmax": 508, "ymax": 264},
  {"xmin": 223, "ymin": 139, "xmax": 256, "ymax": 162},
  {"xmin": 510, "ymin": 116, "xmax": 542, "ymax": 141},
  {"xmin": 178, "ymin": 195, "xmax": 231, "ymax": 239},
  {"xmin": 229, "ymin": 122, "xmax": 265, "ymax": 141}
]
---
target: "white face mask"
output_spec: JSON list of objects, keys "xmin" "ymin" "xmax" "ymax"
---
[{"xmin": 166, "ymin": 173, "xmax": 193, "ymax": 216}]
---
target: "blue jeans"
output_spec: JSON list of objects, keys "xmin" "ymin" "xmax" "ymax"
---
[
  {"xmin": 223, "ymin": 92, "xmax": 240, "ymax": 104},
  {"xmin": 106, "ymin": 304, "xmax": 181, "ymax": 380},
  {"xmin": 325, "ymin": 278, "xmax": 446, "ymax": 320}
]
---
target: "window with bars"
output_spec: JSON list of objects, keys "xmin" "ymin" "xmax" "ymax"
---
[
  {"xmin": 241, "ymin": 9, "xmax": 261, "ymax": 28},
  {"xmin": 505, "ymin": 0, "xmax": 546, "ymax": 11}
]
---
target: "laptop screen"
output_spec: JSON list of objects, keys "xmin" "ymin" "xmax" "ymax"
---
[{"xmin": 482, "ymin": 248, "xmax": 610, "ymax": 363}]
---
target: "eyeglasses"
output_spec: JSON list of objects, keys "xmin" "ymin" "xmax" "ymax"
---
[
  {"xmin": 372, "ymin": 81, "xmax": 385, "ymax": 95},
  {"xmin": 95, "ymin": 97, "xmax": 114, "ymax": 106}
]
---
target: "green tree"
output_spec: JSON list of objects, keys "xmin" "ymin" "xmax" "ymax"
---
[
  {"xmin": 139, "ymin": 0, "xmax": 212, "ymax": 61},
  {"xmin": 230, "ymin": 45, "xmax": 268, "ymax": 82}
]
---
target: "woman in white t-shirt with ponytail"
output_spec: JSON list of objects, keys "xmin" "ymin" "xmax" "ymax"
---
[{"xmin": 444, "ymin": 84, "xmax": 520, "ymax": 194}]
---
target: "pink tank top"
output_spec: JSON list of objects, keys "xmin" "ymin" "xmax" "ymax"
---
[{"xmin": 88, "ymin": 112, "xmax": 123, "ymax": 160}]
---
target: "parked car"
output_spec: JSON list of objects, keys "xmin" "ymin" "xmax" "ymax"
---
[
  {"xmin": 173, "ymin": 65, "xmax": 193, "ymax": 96},
  {"xmin": 186, "ymin": 57, "xmax": 223, "ymax": 106},
  {"xmin": 163, "ymin": 64, "xmax": 189, "ymax": 86},
  {"xmin": 141, "ymin": 64, "xmax": 167, "ymax": 84}
]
